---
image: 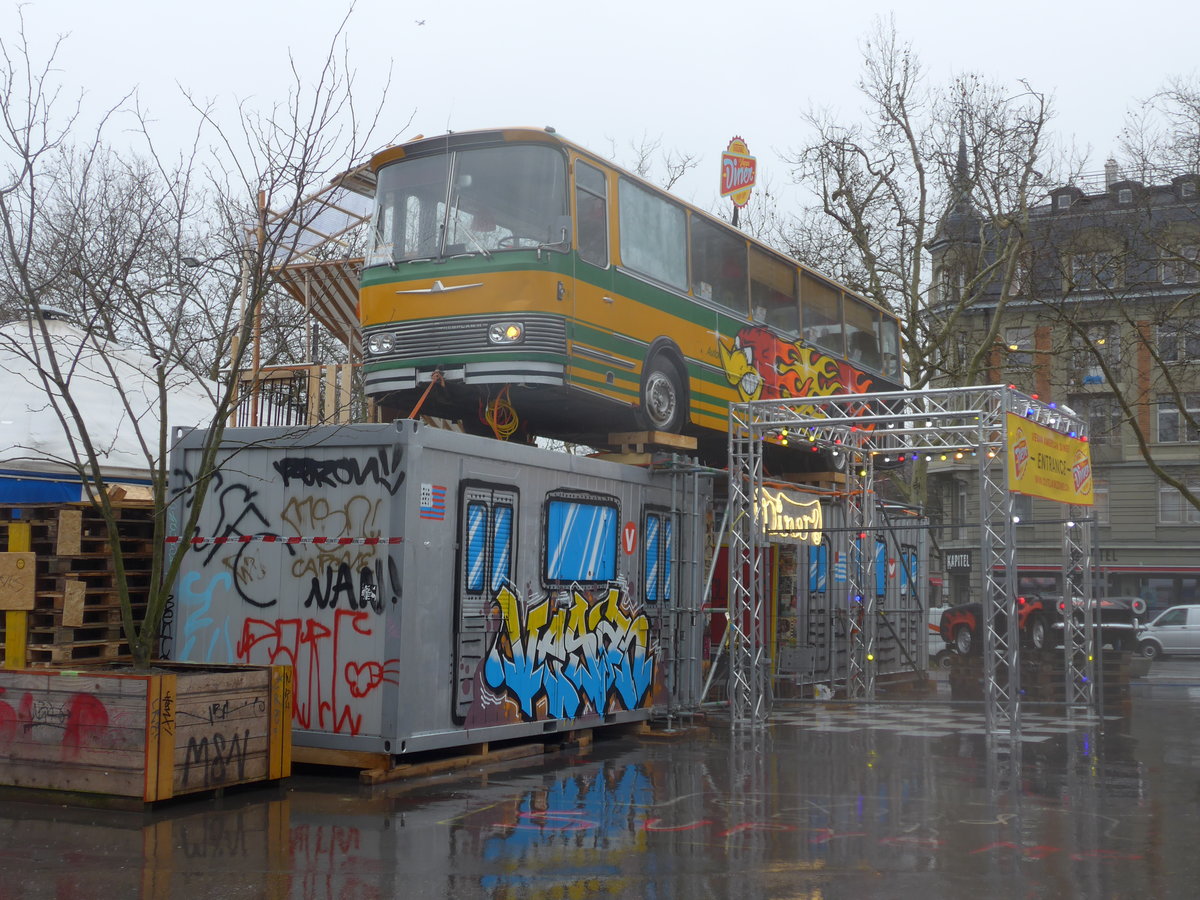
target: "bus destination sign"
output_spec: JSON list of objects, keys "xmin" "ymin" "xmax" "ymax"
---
[{"xmin": 720, "ymin": 136, "xmax": 756, "ymax": 207}]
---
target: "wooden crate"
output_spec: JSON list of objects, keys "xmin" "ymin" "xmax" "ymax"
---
[{"xmin": 0, "ymin": 662, "xmax": 292, "ymax": 803}]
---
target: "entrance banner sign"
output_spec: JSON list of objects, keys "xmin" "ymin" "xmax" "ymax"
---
[{"xmin": 1006, "ymin": 413, "xmax": 1093, "ymax": 505}]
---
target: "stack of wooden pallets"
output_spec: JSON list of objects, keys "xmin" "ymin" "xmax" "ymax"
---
[{"xmin": 1, "ymin": 501, "xmax": 156, "ymax": 666}]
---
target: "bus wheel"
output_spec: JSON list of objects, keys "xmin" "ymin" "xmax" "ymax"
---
[{"xmin": 637, "ymin": 356, "xmax": 685, "ymax": 433}]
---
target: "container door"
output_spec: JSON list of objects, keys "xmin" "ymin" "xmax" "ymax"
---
[{"xmin": 453, "ymin": 483, "xmax": 517, "ymax": 722}]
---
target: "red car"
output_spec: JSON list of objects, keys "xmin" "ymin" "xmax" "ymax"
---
[{"xmin": 938, "ymin": 595, "xmax": 1048, "ymax": 655}]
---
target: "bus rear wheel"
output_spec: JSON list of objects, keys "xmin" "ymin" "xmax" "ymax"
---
[{"xmin": 637, "ymin": 356, "xmax": 686, "ymax": 433}]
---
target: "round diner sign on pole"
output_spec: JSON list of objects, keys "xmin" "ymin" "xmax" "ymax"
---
[{"xmin": 721, "ymin": 136, "xmax": 756, "ymax": 225}]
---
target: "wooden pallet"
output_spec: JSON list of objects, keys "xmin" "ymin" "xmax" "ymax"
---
[
  {"xmin": 2, "ymin": 501, "xmax": 156, "ymax": 667},
  {"xmin": 293, "ymin": 729, "xmax": 598, "ymax": 786}
]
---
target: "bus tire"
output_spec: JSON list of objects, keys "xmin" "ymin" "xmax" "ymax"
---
[{"xmin": 637, "ymin": 355, "xmax": 686, "ymax": 433}]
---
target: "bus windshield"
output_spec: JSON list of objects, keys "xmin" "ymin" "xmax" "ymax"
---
[{"xmin": 368, "ymin": 143, "xmax": 568, "ymax": 266}]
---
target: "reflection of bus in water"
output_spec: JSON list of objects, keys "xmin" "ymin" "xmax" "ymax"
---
[{"xmin": 360, "ymin": 127, "xmax": 902, "ymax": 457}]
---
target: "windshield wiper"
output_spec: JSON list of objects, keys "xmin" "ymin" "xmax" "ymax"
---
[{"xmin": 450, "ymin": 197, "xmax": 492, "ymax": 259}]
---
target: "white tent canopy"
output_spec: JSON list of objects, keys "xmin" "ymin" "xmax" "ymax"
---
[{"xmin": 0, "ymin": 317, "xmax": 217, "ymax": 485}]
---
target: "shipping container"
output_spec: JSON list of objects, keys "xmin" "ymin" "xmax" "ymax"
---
[{"xmin": 167, "ymin": 421, "xmax": 709, "ymax": 757}]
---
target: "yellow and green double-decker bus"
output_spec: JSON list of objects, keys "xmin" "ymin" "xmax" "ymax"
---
[{"xmin": 360, "ymin": 127, "xmax": 902, "ymax": 455}]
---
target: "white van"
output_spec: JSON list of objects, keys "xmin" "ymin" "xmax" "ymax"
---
[{"xmin": 1137, "ymin": 605, "xmax": 1200, "ymax": 659}]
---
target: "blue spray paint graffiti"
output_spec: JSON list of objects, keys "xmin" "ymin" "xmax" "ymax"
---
[
  {"xmin": 177, "ymin": 571, "xmax": 236, "ymax": 662},
  {"xmin": 483, "ymin": 583, "xmax": 655, "ymax": 720}
]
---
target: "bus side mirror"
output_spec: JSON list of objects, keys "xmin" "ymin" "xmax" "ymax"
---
[
  {"xmin": 538, "ymin": 215, "xmax": 572, "ymax": 259},
  {"xmin": 551, "ymin": 215, "xmax": 571, "ymax": 247}
]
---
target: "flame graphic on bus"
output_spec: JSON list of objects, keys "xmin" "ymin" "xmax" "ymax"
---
[{"xmin": 719, "ymin": 327, "xmax": 875, "ymax": 411}]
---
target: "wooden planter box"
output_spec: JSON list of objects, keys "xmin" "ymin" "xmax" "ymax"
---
[{"xmin": 0, "ymin": 662, "xmax": 292, "ymax": 804}]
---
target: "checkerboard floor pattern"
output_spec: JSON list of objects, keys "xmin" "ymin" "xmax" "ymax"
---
[{"xmin": 769, "ymin": 704, "xmax": 1120, "ymax": 742}]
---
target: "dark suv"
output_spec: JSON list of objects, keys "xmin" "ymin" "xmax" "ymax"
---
[{"xmin": 1049, "ymin": 595, "xmax": 1147, "ymax": 651}]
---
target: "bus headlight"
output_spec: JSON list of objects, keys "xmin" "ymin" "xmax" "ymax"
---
[
  {"xmin": 366, "ymin": 333, "xmax": 395, "ymax": 354},
  {"xmin": 488, "ymin": 322, "xmax": 524, "ymax": 344}
]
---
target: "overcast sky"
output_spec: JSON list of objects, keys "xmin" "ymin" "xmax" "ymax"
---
[{"xmin": 5, "ymin": 0, "xmax": 1196, "ymax": 213}]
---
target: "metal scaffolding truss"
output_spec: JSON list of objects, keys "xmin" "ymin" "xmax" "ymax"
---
[
  {"xmin": 727, "ymin": 405, "xmax": 769, "ymax": 723},
  {"xmin": 726, "ymin": 384, "xmax": 1096, "ymax": 730}
]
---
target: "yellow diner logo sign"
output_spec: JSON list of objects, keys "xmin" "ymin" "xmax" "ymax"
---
[
  {"xmin": 758, "ymin": 488, "xmax": 823, "ymax": 545},
  {"xmin": 1006, "ymin": 413, "xmax": 1093, "ymax": 506}
]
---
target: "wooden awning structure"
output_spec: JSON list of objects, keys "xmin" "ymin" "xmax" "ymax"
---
[{"xmin": 267, "ymin": 164, "xmax": 377, "ymax": 355}]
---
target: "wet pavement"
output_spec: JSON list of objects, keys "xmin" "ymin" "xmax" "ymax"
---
[{"xmin": 4, "ymin": 660, "xmax": 1200, "ymax": 899}]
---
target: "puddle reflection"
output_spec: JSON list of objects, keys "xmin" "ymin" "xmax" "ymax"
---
[{"xmin": 4, "ymin": 687, "xmax": 1200, "ymax": 899}]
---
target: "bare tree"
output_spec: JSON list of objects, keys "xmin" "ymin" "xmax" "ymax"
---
[
  {"xmin": 783, "ymin": 18, "xmax": 1056, "ymax": 391},
  {"xmin": 608, "ymin": 131, "xmax": 700, "ymax": 192},
  {"xmin": 0, "ymin": 9, "xmax": 398, "ymax": 666}
]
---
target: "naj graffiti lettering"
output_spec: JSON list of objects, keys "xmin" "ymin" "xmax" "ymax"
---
[{"xmin": 483, "ymin": 583, "xmax": 655, "ymax": 720}]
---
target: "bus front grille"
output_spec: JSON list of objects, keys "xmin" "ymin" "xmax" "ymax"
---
[{"xmin": 369, "ymin": 313, "xmax": 568, "ymax": 358}]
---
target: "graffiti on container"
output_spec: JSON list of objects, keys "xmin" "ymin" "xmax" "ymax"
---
[
  {"xmin": 273, "ymin": 446, "xmax": 406, "ymax": 495},
  {"xmin": 173, "ymin": 467, "xmax": 274, "ymax": 566},
  {"xmin": 303, "ymin": 557, "xmax": 397, "ymax": 614},
  {"xmin": 236, "ymin": 609, "xmax": 399, "ymax": 735},
  {"xmin": 483, "ymin": 582, "xmax": 655, "ymax": 720},
  {"xmin": 182, "ymin": 728, "xmax": 250, "ymax": 787},
  {"xmin": 0, "ymin": 687, "xmax": 110, "ymax": 759},
  {"xmin": 176, "ymin": 572, "xmax": 238, "ymax": 661}
]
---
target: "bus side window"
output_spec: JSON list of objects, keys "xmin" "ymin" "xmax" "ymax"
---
[
  {"xmin": 618, "ymin": 178, "xmax": 688, "ymax": 289},
  {"xmin": 801, "ymin": 271, "xmax": 844, "ymax": 356},
  {"xmin": 691, "ymin": 215, "xmax": 748, "ymax": 313},
  {"xmin": 750, "ymin": 246, "xmax": 799, "ymax": 334},
  {"xmin": 575, "ymin": 160, "xmax": 608, "ymax": 267},
  {"xmin": 844, "ymin": 295, "xmax": 882, "ymax": 370}
]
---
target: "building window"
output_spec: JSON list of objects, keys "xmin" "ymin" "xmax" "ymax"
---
[
  {"xmin": 1183, "ymin": 181, "xmax": 1197, "ymax": 198},
  {"xmin": 1157, "ymin": 324, "xmax": 1200, "ymax": 363},
  {"xmin": 953, "ymin": 480, "xmax": 968, "ymax": 541},
  {"xmin": 1057, "ymin": 194, "xmax": 1072, "ymax": 209},
  {"xmin": 1160, "ymin": 244, "xmax": 1199, "ymax": 285},
  {"xmin": 1157, "ymin": 394, "xmax": 1200, "ymax": 443},
  {"xmin": 1012, "ymin": 492, "xmax": 1032, "ymax": 524},
  {"xmin": 1159, "ymin": 475, "xmax": 1200, "ymax": 525},
  {"xmin": 1075, "ymin": 394, "xmax": 1123, "ymax": 445},
  {"xmin": 1070, "ymin": 322, "xmax": 1119, "ymax": 385},
  {"xmin": 1094, "ymin": 480, "xmax": 1110, "ymax": 526},
  {"xmin": 1005, "ymin": 325, "xmax": 1033, "ymax": 369},
  {"xmin": 1118, "ymin": 188, "xmax": 1133, "ymax": 204},
  {"xmin": 1069, "ymin": 250, "xmax": 1122, "ymax": 291}
]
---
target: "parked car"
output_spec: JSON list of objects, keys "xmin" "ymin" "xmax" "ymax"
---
[
  {"xmin": 927, "ymin": 606, "xmax": 954, "ymax": 669},
  {"xmin": 1048, "ymin": 595, "xmax": 1147, "ymax": 652},
  {"xmin": 1137, "ymin": 605, "xmax": 1200, "ymax": 659},
  {"xmin": 938, "ymin": 594, "xmax": 1147, "ymax": 656},
  {"xmin": 938, "ymin": 595, "xmax": 1048, "ymax": 656}
]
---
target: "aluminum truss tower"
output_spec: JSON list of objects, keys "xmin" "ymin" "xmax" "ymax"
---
[
  {"xmin": 726, "ymin": 385, "xmax": 1095, "ymax": 730},
  {"xmin": 727, "ymin": 404, "xmax": 769, "ymax": 723}
]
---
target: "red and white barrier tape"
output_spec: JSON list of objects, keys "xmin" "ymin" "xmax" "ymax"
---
[{"xmin": 166, "ymin": 535, "xmax": 403, "ymax": 546}]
